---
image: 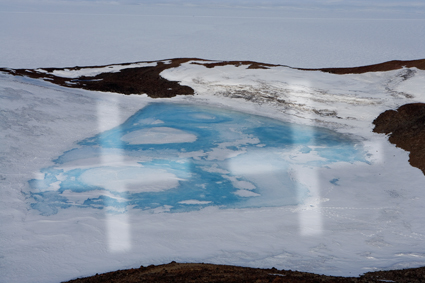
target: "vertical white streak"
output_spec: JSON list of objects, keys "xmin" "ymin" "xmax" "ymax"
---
[
  {"xmin": 289, "ymin": 81, "xmax": 323, "ymax": 236},
  {"xmin": 294, "ymin": 167, "xmax": 323, "ymax": 236},
  {"xmin": 97, "ymin": 97, "xmax": 131, "ymax": 253},
  {"xmin": 106, "ymin": 212, "xmax": 131, "ymax": 253}
]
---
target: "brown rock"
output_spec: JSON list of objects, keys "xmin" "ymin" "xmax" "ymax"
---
[{"xmin": 373, "ymin": 103, "xmax": 425, "ymax": 175}]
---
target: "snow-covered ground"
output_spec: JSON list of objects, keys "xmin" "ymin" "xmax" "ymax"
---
[
  {"xmin": 1, "ymin": 1, "xmax": 425, "ymax": 283},
  {"xmin": 2, "ymin": 60, "xmax": 425, "ymax": 283}
]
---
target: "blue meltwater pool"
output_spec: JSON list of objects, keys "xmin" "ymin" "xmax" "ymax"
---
[{"xmin": 29, "ymin": 103, "xmax": 366, "ymax": 215}]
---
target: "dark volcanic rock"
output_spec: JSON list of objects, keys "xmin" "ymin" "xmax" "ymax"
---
[
  {"xmin": 0, "ymin": 58, "xmax": 199, "ymax": 98},
  {"xmin": 1, "ymin": 58, "xmax": 424, "ymax": 99},
  {"xmin": 72, "ymin": 62, "xmax": 194, "ymax": 98},
  {"xmin": 63, "ymin": 262, "xmax": 425, "ymax": 283},
  {"xmin": 373, "ymin": 103, "xmax": 425, "ymax": 175},
  {"xmin": 191, "ymin": 60, "xmax": 279, "ymax": 69},
  {"xmin": 308, "ymin": 58, "xmax": 425, "ymax": 74}
]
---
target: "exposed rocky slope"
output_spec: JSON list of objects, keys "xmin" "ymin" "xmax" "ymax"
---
[
  {"xmin": 373, "ymin": 103, "xmax": 425, "ymax": 175},
  {"xmin": 64, "ymin": 261, "xmax": 425, "ymax": 283},
  {"xmin": 1, "ymin": 58, "xmax": 424, "ymax": 97}
]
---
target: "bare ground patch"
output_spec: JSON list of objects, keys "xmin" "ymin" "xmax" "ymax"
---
[{"xmin": 63, "ymin": 261, "xmax": 425, "ymax": 283}]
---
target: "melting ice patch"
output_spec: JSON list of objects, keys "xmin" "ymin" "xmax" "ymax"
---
[
  {"xmin": 29, "ymin": 103, "xmax": 366, "ymax": 215},
  {"xmin": 121, "ymin": 127, "xmax": 197, "ymax": 145}
]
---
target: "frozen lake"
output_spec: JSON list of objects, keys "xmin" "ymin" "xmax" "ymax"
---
[
  {"xmin": 3, "ymin": 61, "xmax": 425, "ymax": 283},
  {"xmin": 29, "ymin": 103, "xmax": 366, "ymax": 215}
]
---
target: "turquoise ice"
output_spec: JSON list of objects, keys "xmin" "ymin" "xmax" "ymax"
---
[{"xmin": 29, "ymin": 103, "xmax": 366, "ymax": 215}]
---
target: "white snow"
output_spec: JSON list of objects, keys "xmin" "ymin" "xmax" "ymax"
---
[
  {"xmin": 37, "ymin": 62, "xmax": 157, "ymax": 79},
  {"xmin": 395, "ymin": 69, "xmax": 425, "ymax": 96},
  {"xmin": 2, "ymin": 63, "xmax": 425, "ymax": 283},
  {"xmin": 79, "ymin": 166, "xmax": 182, "ymax": 193}
]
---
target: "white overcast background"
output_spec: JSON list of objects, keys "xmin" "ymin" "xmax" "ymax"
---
[{"xmin": 0, "ymin": 0, "xmax": 424, "ymax": 68}]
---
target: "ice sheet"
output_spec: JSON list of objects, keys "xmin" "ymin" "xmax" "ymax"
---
[
  {"xmin": 0, "ymin": 2, "xmax": 424, "ymax": 69},
  {"xmin": 28, "ymin": 103, "xmax": 366, "ymax": 215}
]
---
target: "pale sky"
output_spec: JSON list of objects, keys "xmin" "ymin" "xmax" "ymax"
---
[
  {"xmin": 0, "ymin": 0, "xmax": 423, "ymax": 68},
  {"xmin": 2, "ymin": 0, "xmax": 424, "ymax": 18}
]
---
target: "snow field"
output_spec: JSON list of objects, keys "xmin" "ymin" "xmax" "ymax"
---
[
  {"xmin": 1, "ymin": 2, "xmax": 424, "ymax": 69},
  {"xmin": 1, "ymin": 63, "xmax": 425, "ymax": 282}
]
